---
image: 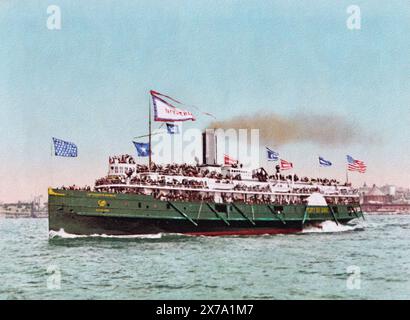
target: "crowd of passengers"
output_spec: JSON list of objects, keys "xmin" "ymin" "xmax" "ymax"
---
[
  {"xmin": 267, "ymin": 174, "xmax": 342, "ymax": 186},
  {"xmin": 136, "ymin": 163, "xmax": 200, "ymax": 176},
  {"xmin": 135, "ymin": 163, "xmax": 242, "ymax": 180},
  {"xmin": 233, "ymin": 184, "xmax": 271, "ymax": 192},
  {"xmin": 136, "ymin": 163, "xmax": 346, "ymax": 186},
  {"xmin": 62, "ymin": 182, "xmax": 360, "ymax": 205},
  {"xmin": 91, "ymin": 186, "xmax": 360, "ymax": 205},
  {"xmin": 95, "ymin": 176, "xmax": 126, "ymax": 185},
  {"xmin": 130, "ymin": 176, "xmax": 207, "ymax": 189},
  {"xmin": 60, "ymin": 185, "xmax": 92, "ymax": 191},
  {"xmin": 155, "ymin": 190, "xmax": 214, "ymax": 202},
  {"xmin": 106, "ymin": 155, "xmax": 349, "ymax": 186},
  {"xmin": 109, "ymin": 155, "xmax": 136, "ymax": 165},
  {"xmin": 94, "ymin": 174, "xmax": 355, "ymax": 197}
]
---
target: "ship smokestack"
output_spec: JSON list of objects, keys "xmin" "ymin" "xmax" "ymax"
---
[{"xmin": 202, "ymin": 130, "xmax": 217, "ymax": 165}]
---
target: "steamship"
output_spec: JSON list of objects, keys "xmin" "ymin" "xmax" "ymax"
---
[{"xmin": 48, "ymin": 131, "xmax": 364, "ymax": 236}]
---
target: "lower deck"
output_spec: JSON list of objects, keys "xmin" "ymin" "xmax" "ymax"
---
[{"xmin": 48, "ymin": 189, "xmax": 363, "ymax": 236}]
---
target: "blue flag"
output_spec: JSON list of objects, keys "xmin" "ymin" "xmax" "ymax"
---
[
  {"xmin": 266, "ymin": 147, "xmax": 279, "ymax": 161},
  {"xmin": 166, "ymin": 123, "xmax": 180, "ymax": 134},
  {"xmin": 133, "ymin": 142, "xmax": 150, "ymax": 157},
  {"xmin": 319, "ymin": 156, "xmax": 332, "ymax": 167},
  {"xmin": 52, "ymin": 137, "xmax": 78, "ymax": 157}
]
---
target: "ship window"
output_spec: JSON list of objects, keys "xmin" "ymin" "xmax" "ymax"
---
[
  {"xmin": 146, "ymin": 205, "xmax": 149, "ymax": 209},
  {"xmin": 138, "ymin": 202, "xmax": 141, "ymax": 208},
  {"xmin": 166, "ymin": 203, "xmax": 171, "ymax": 209}
]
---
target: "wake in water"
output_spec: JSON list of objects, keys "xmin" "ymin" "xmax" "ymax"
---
[
  {"xmin": 302, "ymin": 220, "xmax": 365, "ymax": 234},
  {"xmin": 49, "ymin": 221, "xmax": 365, "ymax": 240},
  {"xmin": 49, "ymin": 228, "xmax": 165, "ymax": 239}
]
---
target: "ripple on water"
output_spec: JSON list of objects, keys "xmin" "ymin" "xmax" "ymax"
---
[{"xmin": 1, "ymin": 215, "xmax": 410, "ymax": 299}]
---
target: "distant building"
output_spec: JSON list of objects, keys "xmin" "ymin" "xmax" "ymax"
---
[
  {"xmin": 0, "ymin": 202, "xmax": 33, "ymax": 217},
  {"xmin": 362, "ymin": 184, "xmax": 390, "ymax": 204},
  {"xmin": 360, "ymin": 184, "xmax": 410, "ymax": 213},
  {"xmin": 359, "ymin": 182, "xmax": 371, "ymax": 203},
  {"xmin": 380, "ymin": 185, "xmax": 396, "ymax": 197},
  {"xmin": 0, "ymin": 199, "xmax": 47, "ymax": 218}
]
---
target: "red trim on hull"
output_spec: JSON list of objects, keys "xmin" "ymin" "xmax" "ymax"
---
[{"xmin": 185, "ymin": 228, "xmax": 302, "ymax": 236}]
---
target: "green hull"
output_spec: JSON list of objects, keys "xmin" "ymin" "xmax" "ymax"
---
[{"xmin": 48, "ymin": 188, "xmax": 363, "ymax": 236}]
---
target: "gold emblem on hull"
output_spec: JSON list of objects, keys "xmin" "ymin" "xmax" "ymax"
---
[{"xmin": 97, "ymin": 200, "xmax": 107, "ymax": 207}]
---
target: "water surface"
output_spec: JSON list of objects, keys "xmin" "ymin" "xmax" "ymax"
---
[{"xmin": 0, "ymin": 215, "xmax": 409, "ymax": 299}]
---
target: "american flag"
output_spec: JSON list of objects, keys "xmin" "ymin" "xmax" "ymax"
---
[
  {"xmin": 280, "ymin": 159, "xmax": 293, "ymax": 170},
  {"xmin": 347, "ymin": 155, "xmax": 366, "ymax": 173},
  {"xmin": 224, "ymin": 154, "xmax": 238, "ymax": 166}
]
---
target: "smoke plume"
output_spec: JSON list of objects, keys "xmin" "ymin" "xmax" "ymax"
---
[{"xmin": 207, "ymin": 112, "xmax": 369, "ymax": 146}]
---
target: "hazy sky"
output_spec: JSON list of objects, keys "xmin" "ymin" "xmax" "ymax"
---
[{"xmin": 1, "ymin": 0, "xmax": 409, "ymax": 202}]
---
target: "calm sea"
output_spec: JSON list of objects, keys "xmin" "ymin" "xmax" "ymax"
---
[{"xmin": 0, "ymin": 215, "xmax": 409, "ymax": 300}]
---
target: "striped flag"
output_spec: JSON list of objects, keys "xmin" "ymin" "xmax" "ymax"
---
[
  {"xmin": 347, "ymin": 155, "xmax": 366, "ymax": 173},
  {"xmin": 280, "ymin": 159, "xmax": 293, "ymax": 170},
  {"xmin": 150, "ymin": 90, "xmax": 215, "ymax": 120},
  {"xmin": 224, "ymin": 154, "xmax": 238, "ymax": 165},
  {"xmin": 266, "ymin": 147, "xmax": 279, "ymax": 161},
  {"xmin": 319, "ymin": 156, "xmax": 332, "ymax": 167},
  {"xmin": 151, "ymin": 90, "xmax": 195, "ymax": 122}
]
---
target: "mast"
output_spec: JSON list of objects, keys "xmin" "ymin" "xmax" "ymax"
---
[{"xmin": 148, "ymin": 94, "xmax": 152, "ymax": 170}]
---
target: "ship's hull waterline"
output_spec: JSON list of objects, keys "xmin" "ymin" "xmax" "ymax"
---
[{"xmin": 48, "ymin": 189, "xmax": 362, "ymax": 236}]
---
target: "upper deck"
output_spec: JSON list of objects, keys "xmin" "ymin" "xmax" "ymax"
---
[{"xmin": 93, "ymin": 155, "xmax": 359, "ymax": 205}]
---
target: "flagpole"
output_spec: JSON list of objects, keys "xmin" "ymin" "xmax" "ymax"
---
[
  {"xmin": 50, "ymin": 139, "xmax": 54, "ymax": 190},
  {"xmin": 148, "ymin": 94, "xmax": 152, "ymax": 170}
]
